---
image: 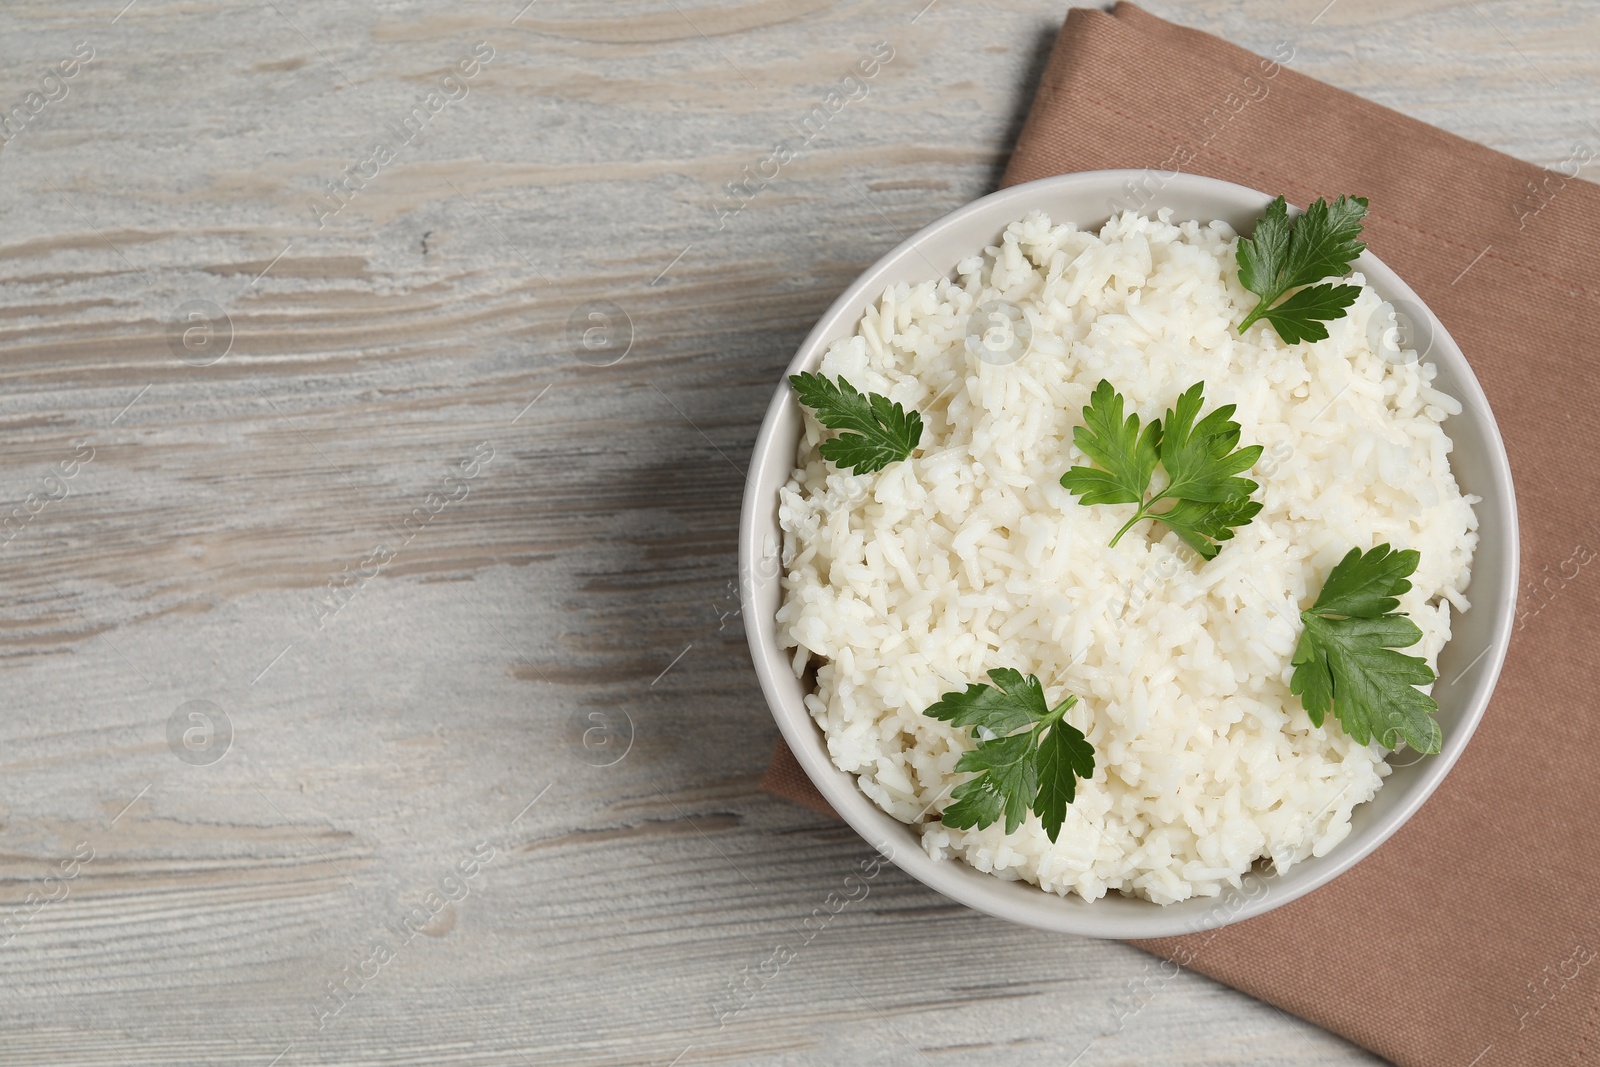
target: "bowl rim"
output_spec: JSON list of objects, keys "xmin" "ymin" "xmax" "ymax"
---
[{"xmin": 739, "ymin": 169, "xmax": 1519, "ymax": 938}]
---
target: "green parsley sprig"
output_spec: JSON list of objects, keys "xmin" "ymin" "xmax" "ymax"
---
[
  {"xmin": 1060, "ymin": 380, "xmax": 1263, "ymax": 560},
  {"xmin": 1290, "ymin": 544, "xmax": 1441, "ymax": 754},
  {"xmin": 789, "ymin": 372, "xmax": 923, "ymax": 475},
  {"xmin": 1237, "ymin": 195, "xmax": 1369, "ymax": 343},
  {"xmin": 923, "ymin": 668, "xmax": 1094, "ymax": 843}
]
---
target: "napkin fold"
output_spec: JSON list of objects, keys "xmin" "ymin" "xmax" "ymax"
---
[{"xmin": 764, "ymin": 6, "xmax": 1600, "ymax": 1064}]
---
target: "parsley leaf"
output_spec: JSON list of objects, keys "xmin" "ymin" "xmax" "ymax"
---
[
  {"xmin": 1058, "ymin": 380, "xmax": 1161, "ymax": 507},
  {"xmin": 924, "ymin": 668, "xmax": 1094, "ymax": 843},
  {"xmin": 1237, "ymin": 195, "xmax": 1369, "ymax": 343},
  {"xmin": 1155, "ymin": 496, "xmax": 1265, "ymax": 560},
  {"xmin": 789, "ymin": 372, "xmax": 923, "ymax": 474},
  {"xmin": 1061, "ymin": 381, "xmax": 1263, "ymax": 560},
  {"xmin": 1289, "ymin": 544, "xmax": 1441, "ymax": 754},
  {"xmin": 1159, "ymin": 382, "xmax": 1265, "ymax": 502}
]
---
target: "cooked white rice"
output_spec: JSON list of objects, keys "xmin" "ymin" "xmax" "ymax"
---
[{"xmin": 776, "ymin": 208, "xmax": 1478, "ymax": 905}]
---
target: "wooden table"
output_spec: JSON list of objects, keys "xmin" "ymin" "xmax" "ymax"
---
[{"xmin": 0, "ymin": 2, "xmax": 1591, "ymax": 1063}]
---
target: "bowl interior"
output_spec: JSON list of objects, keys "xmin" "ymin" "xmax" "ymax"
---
[{"xmin": 740, "ymin": 171, "xmax": 1518, "ymax": 938}]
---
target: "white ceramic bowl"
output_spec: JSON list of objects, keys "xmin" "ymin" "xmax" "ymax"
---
[{"xmin": 739, "ymin": 171, "xmax": 1518, "ymax": 938}]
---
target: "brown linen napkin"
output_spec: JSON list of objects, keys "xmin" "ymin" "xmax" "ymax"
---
[{"xmin": 763, "ymin": 5, "xmax": 1600, "ymax": 1064}]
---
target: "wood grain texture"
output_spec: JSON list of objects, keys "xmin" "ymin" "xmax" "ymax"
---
[{"xmin": 0, "ymin": 1, "xmax": 1592, "ymax": 1063}]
